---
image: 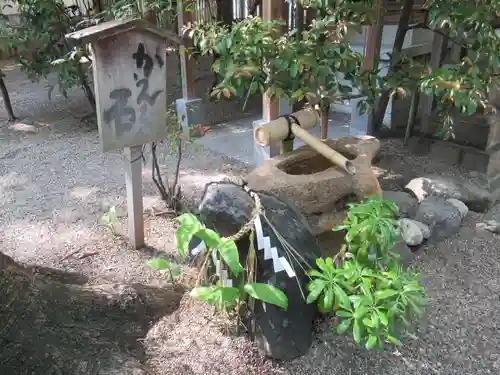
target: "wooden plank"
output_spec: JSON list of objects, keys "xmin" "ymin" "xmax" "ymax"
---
[{"xmin": 178, "ymin": 1, "xmax": 197, "ymax": 99}]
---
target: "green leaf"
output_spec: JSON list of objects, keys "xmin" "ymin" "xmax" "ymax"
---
[
  {"xmin": 333, "ymin": 285, "xmax": 351, "ymax": 310},
  {"xmin": 147, "ymin": 258, "xmax": 171, "ymax": 270},
  {"xmin": 175, "ymin": 213, "xmax": 202, "ymax": 257},
  {"xmin": 353, "ymin": 319, "xmax": 362, "ymax": 344},
  {"xmin": 365, "ymin": 335, "xmax": 378, "ymax": 350},
  {"xmin": 306, "ymin": 279, "xmax": 326, "ymax": 304},
  {"xmin": 190, "ymin": 286, "xmax": 215, "ymax": 300},
  {"xmin": 190, "ymin": 286, "xmax": 240, "ymax": 309},
  {"xmin": 244, "ymin": 283, "xmax": 288, "ymax": 310},
  {"xmin": 336, "ymin": 318, "xmax": 352, "ymax": 334},
  {"xmin": 176, "ymin": 213, "xmax": 201, "ymax": 230},
  {"xmin": 335, "ymin": 310, "xmax": 352, "ymax": 318},
  {"xmin": 362, "ymin": 316, "xmax": 375, "ymax": 327},
  {"xmin": 197, "ymin": 228, "xmax": 222, "ymax": 248},
  {"xmin": 323, "ymin": 286, "xmax": 334, "ymax": 311},
  {"xmin": 377, "ymin": 310, "xmax": 389, "ymax": 326},
  {"xmin": 175, "ymin": 226, "xmax": 194, "ymax": 257},
  {"xmin": 374, "ymin": 289, "xmax": 398, "ymax": 300},
  {"xmin": 217, "ymin": 239, "xmax": 244, "ymax": 276}
]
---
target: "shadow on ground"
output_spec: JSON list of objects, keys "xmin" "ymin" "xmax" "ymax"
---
[{"xmin": 0, "ymin": 252, "xmax": 184, "ymax": 374}]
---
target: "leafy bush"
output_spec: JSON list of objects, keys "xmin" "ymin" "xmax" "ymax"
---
[
  {"xmin": 2, "ymin": 0, "xmax": 95, "ymax": 109},
  {"xmin": 306, "ymin": 197, "xmax": 426, "ymax": 349},
  {"xmin": 150, "ymin": 213, "xmax": 288, "ymax": 311}
]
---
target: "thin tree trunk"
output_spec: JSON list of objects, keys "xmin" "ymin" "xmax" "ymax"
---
[
  {"xmin": 371, "ymin": 0, "xmax": 415, "ymax": 133},
  {"xmin": 321, "ymin": 103, "xmax": 330, "ymax": 139},
  {"xmin": 0, "ymin": 71, "xmax": 16, "ymax": 122},
  {"xmin": 81, "ymin": 77, "xmax": 96, "ymax": 113}
]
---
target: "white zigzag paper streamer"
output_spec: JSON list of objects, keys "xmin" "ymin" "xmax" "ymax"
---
[
  {"xmin": 191, "ymin": 215, "xmax": 296, "ymax": 281},
  {"xmin": 254, "ymin": 215, "xmax": 296, "ymax": 278}
]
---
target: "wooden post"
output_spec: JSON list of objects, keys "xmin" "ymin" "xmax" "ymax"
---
[
  {"xmin": 362, "ymin": 0, "xmax": 385, "ymax": 135},
  {"xmin": 262, "ymin": 0, "xmax": 285, "ymax": 157},
  {"xmin": 124, "ymin": 146, "xmax": 145, "ymax": 249},
  {"xmin": 419, "ymin": 27, "xmax": 449, "ymax": 136},
  {"xmin": 178, "ymin": 1, "xmax": 196, "ymax": 99}
]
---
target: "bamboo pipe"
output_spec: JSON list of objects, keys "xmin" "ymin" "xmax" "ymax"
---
[{"xmin": 254, "ymin": 109, "xmax": 356, "ymax": 175}]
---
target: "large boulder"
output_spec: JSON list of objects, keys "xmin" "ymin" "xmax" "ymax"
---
[
  {"xmin": 245, "ymin": 136, "xmax": 382, "ymax": 234},
  {"xmin": 405, "ymin": 174, "xmax": 492, "ymax": 213},
  {"xmin": 193, "ymin": 181, "xmax": 321, "ymax": 361},
  {"xmin": 414, "ymin": 197, "xmax": 463, "ymax": 241}
]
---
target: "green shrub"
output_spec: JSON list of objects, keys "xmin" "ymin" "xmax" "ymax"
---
[{"xmin": 306, "ymin": 197, "xmax": 426, "ymax": 349}]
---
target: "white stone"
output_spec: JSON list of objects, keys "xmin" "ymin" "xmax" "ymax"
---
[
  {"xmin": 398, "ymin": 218, "xmax": 424, "ymax": 246},
  {"xmin": 446, "ymin": 198, "xmax": 468, "ymax": 219}
]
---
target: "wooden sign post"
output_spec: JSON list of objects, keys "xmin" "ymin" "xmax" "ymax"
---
[{"xmin": 67, "ymin": 19, "xmax": 174, "ymax": 249}]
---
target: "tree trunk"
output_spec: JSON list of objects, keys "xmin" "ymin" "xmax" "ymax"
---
[
  {"xmin": 320, "ymin": 103, "xmax": 330, "ymax": 139},
  {"xmin": 0, "ymin": 71, "xmax": 16, "ymax": 122},
  {"xmin": 81, "ymin": 76, "xmax": 96, "ymax": 113},
  {"xmin": 371, "ymin": 0, "xmax": 415, "ymax": 133}
]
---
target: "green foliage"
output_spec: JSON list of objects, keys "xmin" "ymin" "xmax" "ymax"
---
[
  {"xmin": 187, "ymin": 0, "xmax": 500, "ymax": 136},
  {"xmin": 147, "ymin": 257, "xmax": 182, "ymax": 285},
  {"xmin": 94, "ymin": 0, "xmax": 195, "ymax": 23},
  {"xmin": 307, "ymin": 197, "xmax": 426, "ymax": 349},
  {"xmin": 2, "ymin": 0, "xmax": 94, "ymax": 105},
  {"xmin": 188, "ymin": 4, "xmax": 374, "ymax": 110},
  {"xmin": 162, "ymin": 213, "xmax": 289, "ymax": 311},
  {"xmin": 333, "ymin": 197, "xmax": 399, "ymax": 266}
]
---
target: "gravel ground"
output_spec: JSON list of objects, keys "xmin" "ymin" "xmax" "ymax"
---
[{"xmin": 1, "ymin": 61, "xmax": 500, "ymax": 374}]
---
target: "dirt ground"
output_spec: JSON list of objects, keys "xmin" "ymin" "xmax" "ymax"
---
[{"xmin": 2, "ymin": 59, "xmax": 500, "ymax": 374}]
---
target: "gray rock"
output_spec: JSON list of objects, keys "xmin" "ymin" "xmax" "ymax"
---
[
  {"xmin": 414, "ymin": 197, "xmax": 463, "ymax": 241},
  {"xmin": 405, "ymin": 174, "xmax": 492, "ymax": 213},
  {"xmin": 195, "ymin": 181, "xmax": 321, "ymax": 361},
  {"xmin": 413, "ymin": 220, "xmax": 431, "ymax": 239},
  {"xmin": 392, "ymin": 237, "xmax": 414, "ymax": 266},
  {"xmin": 446, "ymin": 198, "xmax": 469, "ymax": 219},
  {"xmin": 383, "ymin": 191, "xmax": 418, "ymax": 218},
  {"xmin": 398, "ymin": 218, "xmax": 424, "ymax": 246}
]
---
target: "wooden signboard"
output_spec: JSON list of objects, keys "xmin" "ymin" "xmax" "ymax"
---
[{"xmin": 66, "ymin": 19, "xmax": 176, "ymax": 248}]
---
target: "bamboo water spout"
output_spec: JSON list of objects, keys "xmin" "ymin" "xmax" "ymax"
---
[{"xmin": 253, "ymin": 108, "xmax": 356, "ymax": 175}]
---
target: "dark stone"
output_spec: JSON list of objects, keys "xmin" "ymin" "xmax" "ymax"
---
[
  {"xmin": 194, "ymin": 181, "xmax": 321, "ymax": 361},
  {"xmin": 405, "ymin": 174, "xmax": 492, "ymax": 213},
  {"xmin": 414, "ymin": 197, "xmax": 463, "ymax": 242},
  {"xmin": 383, "ymin": 191, "xmax": 418, "ymax": 218},
  {"xmin": 392, "ymin": 237, "xmax": 415, "ymax": 266}
]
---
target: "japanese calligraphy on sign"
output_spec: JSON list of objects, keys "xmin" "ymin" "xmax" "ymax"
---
[{"xmin": 92, "ymin": 30, "xmax": 167, "ymax": 152}]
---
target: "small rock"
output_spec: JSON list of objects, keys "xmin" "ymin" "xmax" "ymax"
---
[
  {"xmin": 446, "ymin": 198, "xmax": 468, "ymax": 219},
  {"xmin": 476, "ymin": 220, "xmax": 500, "ymax": 234},
  {"xmin": 383, "ymin": 191, "xmax": 418, "ymax": 218},
  {"xmin": 398, "ymin": 218, "xmax": 424, "ymax": 246},
  {"xmin": 413, "ymin": 220, "xmax": 431, "ymax": 239},
  {"xmin": 414, "ymin": 197, "xmax": 463, "ymax": 241},
  {"xmin": 405, "ymin": 174, "xmax": 492, "ymax": 212}
]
